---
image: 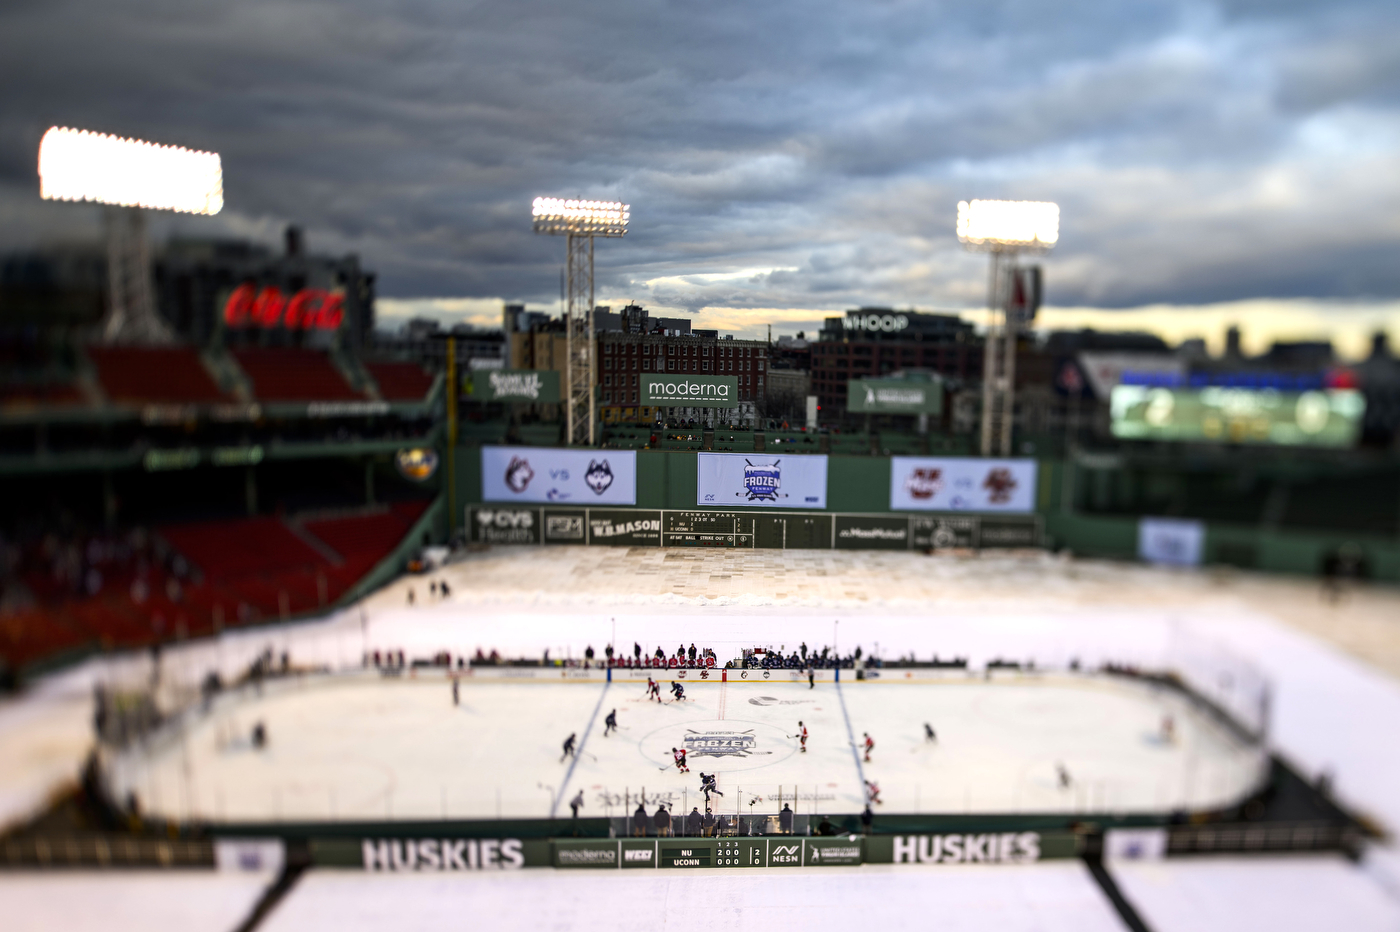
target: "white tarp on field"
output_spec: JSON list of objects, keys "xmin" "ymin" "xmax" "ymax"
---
[
  {"xmin": 889, "ymin": 457, "xmax": 1037, "ymax": 513},
  {"xmin": 481, "ymin": 447, "xmax": 636, "ymax": 505}
]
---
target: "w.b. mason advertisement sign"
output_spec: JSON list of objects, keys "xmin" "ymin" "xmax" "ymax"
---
[{"xmin": 641, "ymin": 375, "xmax": 738, "ymax": 408}]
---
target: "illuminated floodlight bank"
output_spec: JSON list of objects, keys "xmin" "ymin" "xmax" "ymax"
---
[
  {"xmin": 532, "ymin": 196, "xmax": 629, "ymax": 237},
  {"xmin": 956, "ymin": 199, "xmax": 1058, "ymax": 248},
  {"xmin": 38, "ymin": 126, "xmax": 223, "ymax": 215}
]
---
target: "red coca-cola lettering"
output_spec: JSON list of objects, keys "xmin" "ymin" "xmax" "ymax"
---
[{"xmin": 222, "ymin": 286, "xmax": 345, "ymax": 330}]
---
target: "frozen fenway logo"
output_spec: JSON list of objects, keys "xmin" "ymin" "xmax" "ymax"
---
[
  {"xmin": 892, "ymin": 833, "xmax": 1040, "ymax": 865},
  {"xmin": 683, "ymin": 728, "xmax": 757, "ymax": 757},
  {"xmin": 743, "ymin": 459, "xmax": 780, "ymax": 502},
  {"xmin": 362, "ymin": 838, "xmax": 524, "ymax": 871}
]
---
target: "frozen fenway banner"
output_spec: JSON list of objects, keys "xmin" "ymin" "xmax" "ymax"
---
[
  {"xmin": 696, "ymin": 452, "xmax": 828, "ymax": 509},
  {"xmin": 890, "ymin": 457, "xmax": 1038, "ymax": 513},
  {"xmin": 468, "ymin": 506, "xmax": 1040, "ymax": 551},
  {"xmin": 481, "ymin": 446, "xmax": 637, "ymax": 505}
]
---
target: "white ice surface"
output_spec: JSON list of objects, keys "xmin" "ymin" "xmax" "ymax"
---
[
  {"xmin": 0, "ymin": 870, "xmax": 272, "ymax": 932},
  {"xmin": 262, "ymin": 862, "xmax": 1124, "ymax": 932},
  {"xmin": 1113, "ymin": 854, "xmax": 1400, "ymax": 932},
  {"xmin": 104, "ymin": 672, "xmax": 1262, "ymax": 822}
]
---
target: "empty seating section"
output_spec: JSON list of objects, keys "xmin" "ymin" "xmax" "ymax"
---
[
  {"xmin": 87, "ymin": 346, "xmax": 227, "ymax": 404},
  {"xmin": 0, "ymin": 382, "xmax": 85, "ymax": 407},
  {"xmin": 231, "ymin": 348, "xmax": 361, "ymax": 401},
  {"xmin": 0, "ymin": 501, "xmax": 431, "ymax": 673},
  {"xmin": 365, "ymin": 361, "xmax": 434, "ymax": 401}
]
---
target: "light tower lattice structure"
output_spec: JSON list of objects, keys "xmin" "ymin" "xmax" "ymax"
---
[
  {"xmin": 957, "ymin": 199, "xmax": 1059, "ymax": 458},
  {"xmin": 38, "ymin": 126, "xmax": 224, "ymax": 345},
  {"xmin": 532, "ymin": 197, "xmax": 630, "ymax": 446}
]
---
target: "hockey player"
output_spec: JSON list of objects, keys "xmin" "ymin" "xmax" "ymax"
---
[
  {"xmin": 865, "ymin": 779, "xmax": 882, "ymax": 805},
  {"xmin": 570, "ymin": 789, "xmax": 584, "ymax": 819},
  {"xmin": 924, "ymin": 722, "xmax": 936, "ymax": 743},
  {"xmin": 863, "ymin": 732, "xmax": 874, "ymax": 762},
  {"xmin": 671, "ymin": 746, "xmax": 690, "ymax": 773},
  {"xmin": 808, "ymin": 667, "xmax": 815, "ymax": 690},
  {"xmin": 646, "ymin": 677, "xmax": 662, "ymax": 703},
  {"xmin": 671, "ymin": 681, "xmax": 686, "ymax": 702},
  {"xmin": 798, "ymin": 721, "xmax": 809, "ymax": 753},
  {"xmin": 561, "ymin": 733, "xmax": 576, "ymax": 762},
  {"xmin": 604, "ymin": 709, "xmax": 618, "ymax": 736},
  {"xmin": 452, "ymin": 678, "xmax": 460, "ymax": 706},
  {"xmin": 1056, "ymin": 762, "xmax": 1072, "ymax": 789},
  {"xmin": 700, "ymin": 773, "xmax": 723, "ymax": 801}
]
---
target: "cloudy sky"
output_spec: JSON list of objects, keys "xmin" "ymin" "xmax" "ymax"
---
[{"xmin": 2, "ymin": 0, "xmax": 1398, "ymax": 354}]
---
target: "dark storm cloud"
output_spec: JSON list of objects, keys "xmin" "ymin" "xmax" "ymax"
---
[{"xmin": 1, "ymin": 0, "xmax": 1398, "ymax": 313}]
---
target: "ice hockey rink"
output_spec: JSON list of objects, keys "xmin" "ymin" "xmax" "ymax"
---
[
  {"xmin": 104, "ymin": 669, "xmax": 1265, "ymax": 823},
  {"xmin": 7, "ymin": 546, "xmax": 1400, "ymax": 931}
]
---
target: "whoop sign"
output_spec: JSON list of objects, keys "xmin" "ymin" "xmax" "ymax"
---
[{"xmin": 223, "ymin": 283, "xmax": 345, "ymax": 330}]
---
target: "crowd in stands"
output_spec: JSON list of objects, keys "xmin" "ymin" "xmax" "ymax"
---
[
  {"xmin": 740, "ymin": 642, "xmax": 877, "ymax": 670},
  {"xmin": 0, "ymin": 501, "xmax": 429, "ymax": 678}
]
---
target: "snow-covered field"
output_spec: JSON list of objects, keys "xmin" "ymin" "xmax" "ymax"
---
[{"xmin": 104, "ymin": 670, "xmax": 1263, "ymax": 822}]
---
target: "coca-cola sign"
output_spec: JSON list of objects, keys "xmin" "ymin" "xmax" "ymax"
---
[{"xmin": 223, "ymin": 283, "xmax": 345, "ymax": 330}]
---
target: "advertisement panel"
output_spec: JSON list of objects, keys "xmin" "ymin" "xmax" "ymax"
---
[
  {"xmin": 889, "ymin": 457, "xmax": 1038, "ymax": 513},
  {"xmin": 587, "ymin": 510, "xmax": 662, "ymax": 546},
  {"xmin": 466, "ymin": 369, "xmax": 560, "ymax": 404},
  {"xmin": 641, "ymin": 375, "xmax": 738, "ymax": 408},
  {"xmin": 541, "ymin": 509, "xmax": 587, "ymax": 545},
  {"xmin": 846, "ymin": 379, "xmax": 943, "ymax": 415},
  {"xmin": 834, "ymin": 515, "xmax": 909, "ymax": 550},
  {"xmin": 481, "ymin": 447, "xmax": 637, "ymax": 505},
  {"xmin": 468, "ymin": 507, "xmax": 540, "ymax": 544},
  {"xmin": 1138, "ymin": 517, "xmax": 1205, "ymax": 566},
  {"xmin": 1110, "ymin": 386, "xmax": 1364, "ymax": 447},
  {"xmin": 696, "ymin": 453, "xmax": 828, "ymax": 509}
]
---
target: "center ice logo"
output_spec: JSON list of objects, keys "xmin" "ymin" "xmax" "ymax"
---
[
  {"xmin": 742, "ymin": 459, "xmax": 780, "ymax": 502},
  {"xmin": 683, "ymin": 728, "xmax": 758, "ymax": 757}
]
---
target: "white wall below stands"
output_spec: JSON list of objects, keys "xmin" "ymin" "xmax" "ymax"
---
[
  {"xmin": 1, "ymin": 870, "xmax": 274, "ymax": 932},
  {"xmin": 1112, "ymin": 854, "xmax": 1400, "ymax": 932},
  {"xmin": 262, "ymin": 862, "xmax": 1124, "ymax": 932}
]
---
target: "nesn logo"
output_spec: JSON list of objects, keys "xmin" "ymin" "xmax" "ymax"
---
[{"xmin": 625, "ymin": 849, "xmax": 653, "ymax": 862}]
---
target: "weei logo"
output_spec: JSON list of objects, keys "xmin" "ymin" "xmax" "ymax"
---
[
  {"xmin": 624, "ymin": 848, "xmax": 653, "ymax": 862},
  {"xmin": 743, "ymin": 459, "xmax": 781, "ymax": 501},
  {"xmin": 891, "ymin": 833, "xmax": 1040, "ymax": 865},
  {"xmin": 362, "ymin": 839, "xmax": 524, "ymax": 871}
]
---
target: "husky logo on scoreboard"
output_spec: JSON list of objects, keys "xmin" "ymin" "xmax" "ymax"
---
[
  {"xmin": 584, "ymin": 460, "xmax": 615, "ymax": 495},
  {"xmin": 683, "ymin": 728, "xmax": 757, "ymax": 757},
  {"xmin": 362, "ymin": 838, "xmax": 524, "ymax": 871},
  {"xmin": 891, "ymin": 833, "xmax": 1040, "ymax": 865},
  {"xmin": 743, "ymin": 459, "xmax": 781, "ymax": 502}
]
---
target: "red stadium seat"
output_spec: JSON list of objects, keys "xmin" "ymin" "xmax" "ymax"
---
[
  {"xmin": 87, "ymin": 346, "xmax": 228, "ymax": 405},
  {"xmin": 231, "ymin": 348, "xmax": 362, "ymax": 402},
  {"xmin": 365, "ymin": 361, "xmax": 435, "ymax": 401}
]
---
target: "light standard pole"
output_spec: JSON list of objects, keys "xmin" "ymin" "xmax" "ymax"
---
[
  {"xmin": 532, "ymin": 197, "xmax": 630, "ymax": 446},
  {"xmin": 957, "ymin": 200, "xmax": 1058, "ymax": 457}
]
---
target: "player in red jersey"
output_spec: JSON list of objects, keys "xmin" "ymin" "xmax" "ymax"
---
[
  {"xmin": 798, "ymin": 721, "xmax": 809, "ymax": 753},
  {"xmin": 863, "ymin": 732, "xmax": 874, "ymax": 762}
]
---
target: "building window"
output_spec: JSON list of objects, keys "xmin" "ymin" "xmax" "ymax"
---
[
  {"xmin": 604, "ymin": 391, "xmax": 612, "ymax": 403},
  {"xmin": 605, "ymin": 374, "xmax": 612, "ymax": 386}
]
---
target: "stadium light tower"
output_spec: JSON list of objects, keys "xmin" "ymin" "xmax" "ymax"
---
[
  {"xmin": 532, "ymin": 197, "xmax": 629, "ymax": 446},
  {"xmin": 957, "ymin": 199, "xmax": 1058, "ymax": 457},
  {"xmin": 38, "ymin": 126, "xmax": 224, "ymax": 345}
]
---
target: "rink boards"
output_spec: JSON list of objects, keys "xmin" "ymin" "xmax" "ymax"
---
[{"xmin": 103, "ymin": 667, "xmax": 1269, "ymax": 832}]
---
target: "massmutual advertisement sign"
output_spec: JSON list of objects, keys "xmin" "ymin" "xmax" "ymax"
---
[
  {"xmin": 847, "ymin": 378, "xmax": 943, "ymax": 415},
  {"xmin": 696, "ymin": 452, "xmax": 828, "ymax": 509},
  {"xmin": 466, "ymin": 369, "xmax": 560, "ymax": 404},
  {"xmin": 481, "ymin": 446, "xmax": 637, "ymax": 505},
  {"xmin": 641, "ymin": 375, "xmax": 738, "ymax": 408}
]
